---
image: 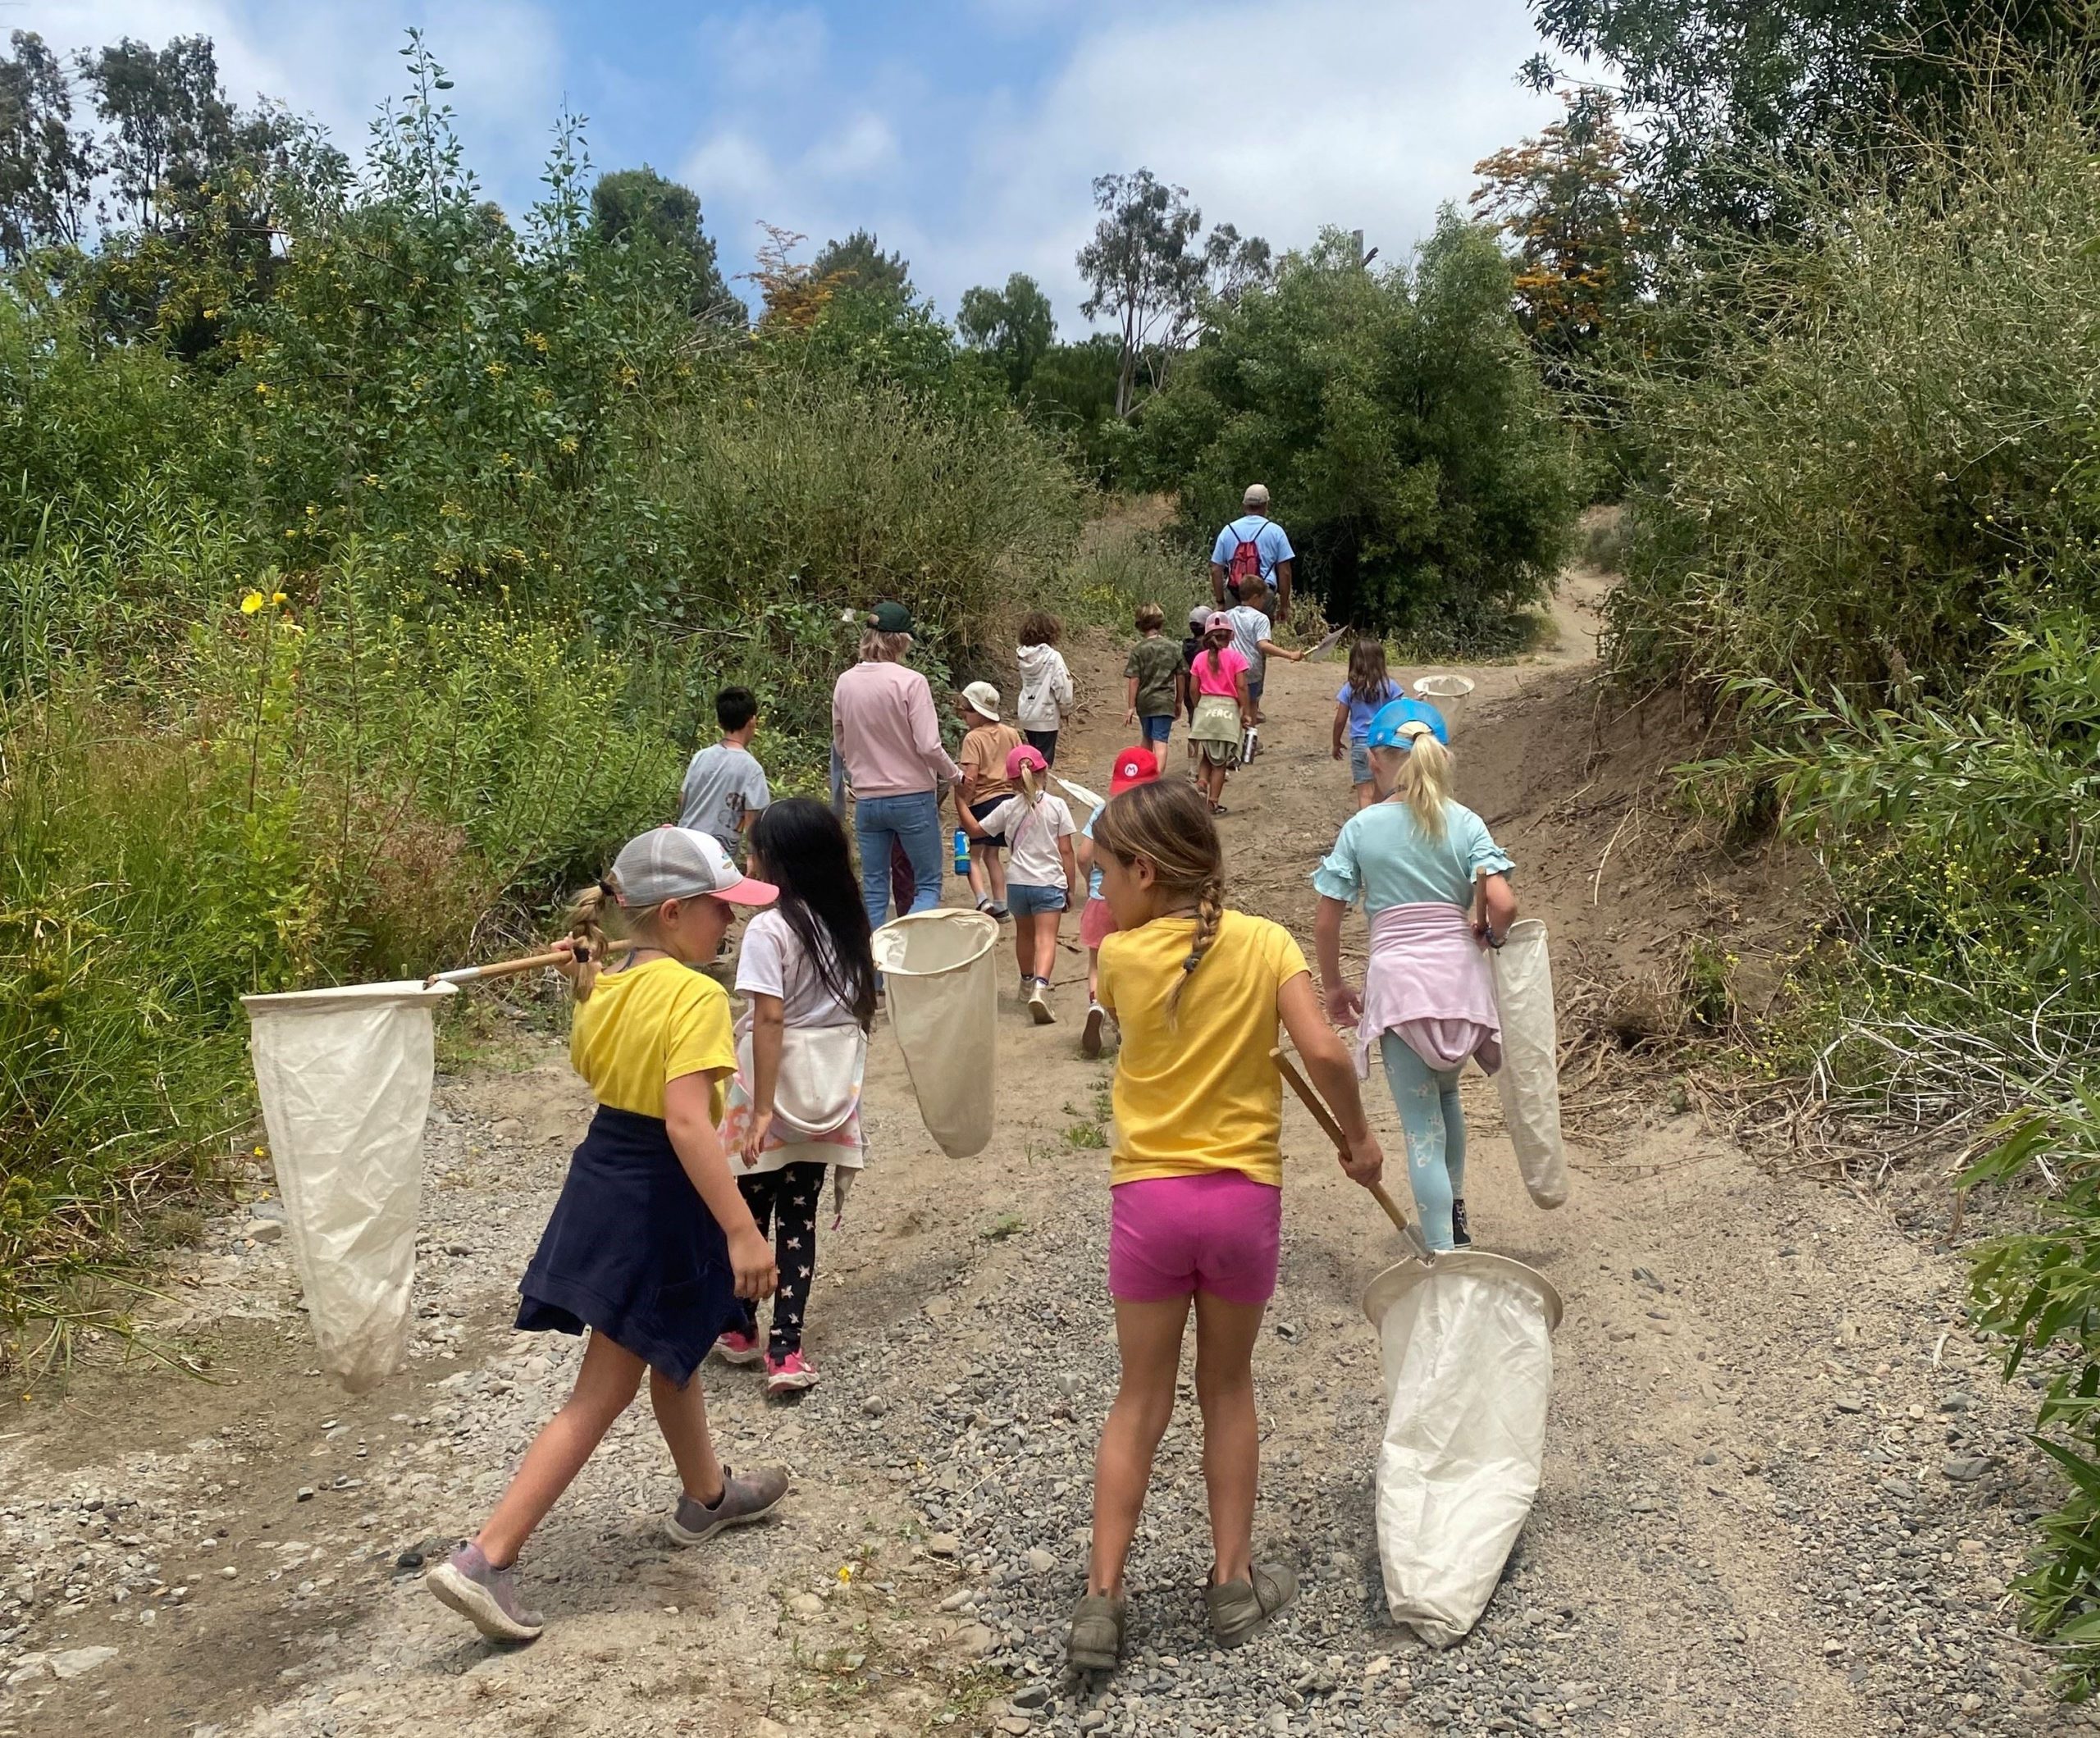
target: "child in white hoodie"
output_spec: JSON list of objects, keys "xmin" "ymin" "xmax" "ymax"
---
[{"xmin": 1016, "ymin": 612, "xmax": 1075, "ymax": 767}]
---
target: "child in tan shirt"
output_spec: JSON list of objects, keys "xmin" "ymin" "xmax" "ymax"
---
[{"xmin": 956, "ymin": 682, "xmax": 1025, "ymax": 919}]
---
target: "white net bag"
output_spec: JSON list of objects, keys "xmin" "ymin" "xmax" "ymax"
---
[{"xmin": 243, "ymin": 981, "xmax": 455, "ymax": 1393}]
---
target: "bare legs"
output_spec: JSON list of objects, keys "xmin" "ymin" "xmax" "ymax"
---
[
  {"xmin": 1087, "ymin": 1291, "xmax": 1267, "ymax": 1597},
  {"xmin": 1200, "ymin": 757, "xmax": 1230, "ymax": 812},
  {"xmin": 968, "ymin": 839, "xmax": 1007, "ymax": 907},
  {"xmin": 1012, "ymin": 910, "xmax": 1060, "ymax": 985},
  {"xmin": 474, "ymin": 1330, "xmax": 724, "ymax": 1567}
]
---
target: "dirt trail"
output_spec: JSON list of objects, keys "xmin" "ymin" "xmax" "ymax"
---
[{"xmin": 0, "ymin": 569, "xmax": 2075, "ymax": 1737}]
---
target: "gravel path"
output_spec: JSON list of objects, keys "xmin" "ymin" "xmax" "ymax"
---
[{"xmin": 0, "ymin": 580, "xmax": 2081, "ymax": 1736}]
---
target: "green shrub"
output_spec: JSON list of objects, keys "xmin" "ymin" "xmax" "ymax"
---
[
  {"xmin": 1135, "ymin": 217, "xmax": 1577, "ymax": 647},
  {"xmin": 1605, "ymin": 79, "xmax": 2100, "ymax": 701}
]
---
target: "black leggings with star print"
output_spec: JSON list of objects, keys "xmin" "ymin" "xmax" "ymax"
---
[{"xmin": 730, "ymin": 1161, "xmax": 826, "ymax": 1358}]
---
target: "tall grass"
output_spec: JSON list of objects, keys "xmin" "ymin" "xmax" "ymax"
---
[{"xmin": 1606, "ymin": 72, "xmax": 2100, "ymax": 700}]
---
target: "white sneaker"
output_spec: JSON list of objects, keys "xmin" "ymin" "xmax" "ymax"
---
[
  {"xmin": 1027, "ymin": 978, "xmax": 1056, "ymax": 1024},
  {"xmin": 1081, "ymin": 1000, "xmax": 1107, "ymax": 1058}
]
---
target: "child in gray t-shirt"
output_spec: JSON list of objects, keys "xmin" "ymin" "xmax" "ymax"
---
[{"xmin": 678, "ymin": 687, "xmax": 770, "ymax": 860}]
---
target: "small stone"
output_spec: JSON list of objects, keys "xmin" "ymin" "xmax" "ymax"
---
[
  {"xmin": 491, "ymin": 1119, "xmax": 526, "ymax": 1139},
  {"xmin": 1275, "ymin": 1322, "xmax": 1299, "ymax": 1342},
  {"xmin": 1012, "ymin": 1685, "xmax": 1050, "ymax": 1710},
  {"xmin": 50, "ymin": 1646, "xmax": 118, "ymax": 1680},
  {"xmin": 1025, "ymin": 1548, "xmax": 1057, "ymax": 1573},
  {"xmin": 788, "ymin": 1593, "xmax": 825, "ymax": 1618},
  {"xmin": 861, "ymin": 1394, "xmax": 888, "ymax": 1417},
  {"xmin": 753, "ymin": 1721, "xmax": 790, "ymax": 1738},
  {"xmin": 956, "ymin": 1622, "xmax": 998, "ymax": 1657},
  {"xmin": 999, "ymin": 1721, "xmax": 1034, "ymax": 1736},
  {"xmin": 938, "ymin": 1590, "xmax": 976, "ymax": 1613},
  {"xmin": 1834, "ymin": 1397, "xmax": 1866, "ymax": 1414},
  {"xmin": 1943, "ymin": 1456, "xmax": 1989, "ymax": 1483},
  {"xmin": 242, "ymin": 1220, "xmax": 283, "ymax": 1244},
  {"xmin": 393, "ymin": 1549, "xmax": 424, "ymax": 1572},
  {"xmin": 296, "ymin": 1487, "xmax": 315, "ymax": 1502},
  {"xmin": 928, "ymin": 1533, "xmax": 959, "ymax": 1558}
]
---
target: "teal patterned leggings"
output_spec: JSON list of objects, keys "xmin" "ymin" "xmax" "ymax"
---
[{"xmin": 1378, "ymin": 1033, "xmax": 1467, "ymax": 1252}]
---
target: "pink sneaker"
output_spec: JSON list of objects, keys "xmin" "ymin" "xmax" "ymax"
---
[
  {"xmin": 714, "ymin": 1329, "xmax": 764, "ymax": 1367},
  {"xmin": 766, "ymin": 1350, "xmax": 819, "ymax": 1396}
]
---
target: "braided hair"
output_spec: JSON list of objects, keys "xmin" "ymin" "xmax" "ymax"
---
[
  {"xmin": 564, "ymin": 880, "xmax": 617, "ymax": 1002},
  {"xmin": 1092, "ymin": 780, "xmax": 1226, "ymax": 1028}
]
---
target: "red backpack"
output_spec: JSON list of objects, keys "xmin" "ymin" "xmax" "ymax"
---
[{"xmin": 1228, "ymin": 522, "xmax": 1268, "ymax": 591}]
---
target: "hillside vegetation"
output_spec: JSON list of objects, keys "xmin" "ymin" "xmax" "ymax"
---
[{"xmin": 1595, "ymin": 63, "xmax": 2100, "ymax": 1685}]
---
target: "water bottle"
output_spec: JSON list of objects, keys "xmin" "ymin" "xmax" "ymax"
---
[{"xmin": 953, "ymin": 828, "xmax": 970, "ymax": 876}]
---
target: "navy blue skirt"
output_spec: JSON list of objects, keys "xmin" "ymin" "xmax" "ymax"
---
[{"xmin": 516, "ymin": 1105, "xmax": 736, "ymax": 1384}]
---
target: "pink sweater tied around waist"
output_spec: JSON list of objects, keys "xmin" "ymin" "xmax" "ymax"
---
[{"xmin": 1355, "ymin": 901, "xmax": 1502, "ymax": 1079}]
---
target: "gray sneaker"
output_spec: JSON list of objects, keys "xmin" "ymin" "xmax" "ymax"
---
[
  {"xmin": 664, "ymin": 1464, "xmax": 790, "ymax": 1545},
  {"xmin": 1205, "ymin": 1561, "xmax": 1298, "ymax": 1648},
  {"xmin": 427, "ymin": 1542, "xmax": 544, "ymax": 1644}
]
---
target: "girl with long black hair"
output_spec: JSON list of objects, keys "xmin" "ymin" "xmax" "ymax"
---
[{"xmin": 714, "ymin": 797, "xmax": 879, "ymax": 1397}]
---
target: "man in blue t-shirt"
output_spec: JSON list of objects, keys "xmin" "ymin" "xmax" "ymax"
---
[{"xmin": 1209, "ymin": 482, "xmax": 1296, "ymax": 622}]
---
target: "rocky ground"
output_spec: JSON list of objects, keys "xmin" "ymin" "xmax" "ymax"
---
[{"xmin": 0, "ymin": 571, "xmax": 2084, "ymax": 1736}]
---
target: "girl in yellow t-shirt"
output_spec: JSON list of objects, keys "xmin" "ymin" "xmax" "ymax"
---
[
  {"xmin": 428, "ymin": 828, "xmax": 789, "ymax": 1646},
  {"xmin": 1071, "ymin": 782, "xmax": 1385, "ymax": 1672}
]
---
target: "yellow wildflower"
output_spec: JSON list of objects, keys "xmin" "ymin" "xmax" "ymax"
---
[
  {"xmin": 240, "ymin": 591, "xmax": 265, "ymax": 614},
  {"xmin": 272, "ymin": 591, "xmax": 287, "ymax": 605}
]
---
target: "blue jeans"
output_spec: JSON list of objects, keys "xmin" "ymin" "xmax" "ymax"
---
[
  {"xmin": 855, "ymin": 791, "xmax": 943, "ymax": 930},
  {"xmin": 1140, "ymin": 714, "xmax": 1173, "ymax": 746},
  {"xmin": 1379, "ymin": 1033, "xmax": 1468, "ymax": 1252}
]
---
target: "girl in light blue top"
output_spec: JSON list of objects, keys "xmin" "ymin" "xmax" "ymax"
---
[{"xmin": 1311, "ymin": 703, "xmax": 1517, "ymax": 1250}]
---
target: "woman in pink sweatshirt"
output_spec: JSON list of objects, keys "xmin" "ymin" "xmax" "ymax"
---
[{"xmin": 831, "ymin": 600, "xmax": 962, "ymax": 932}]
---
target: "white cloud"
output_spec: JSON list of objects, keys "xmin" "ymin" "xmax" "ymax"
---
[
  {"xmin": 937, "ymin": 0, "xmax": 1559, "ymax": 322},
  {"xmin": 805, "ymin": 112, "xmax": 902, "ymax": 184},
  {"xmin": 711, "ymin": 5, "xmax": 828, "ymax": 91},
  {"xmin": 24, "ymin": 0, "xmax": 563, "ymax": 204},
  {"xmin": 667, "ymin": 0, "xmax": 1557, "ymax": 327}
]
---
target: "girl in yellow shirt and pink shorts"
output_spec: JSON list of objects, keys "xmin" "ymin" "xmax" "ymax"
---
[{"xmin": 1070, "ymin": 782, "xmax": 1386, "ymax": 1674}]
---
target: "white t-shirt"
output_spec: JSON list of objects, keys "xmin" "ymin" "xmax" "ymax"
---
[
  {"xmin": 734, "ymin": 910, "xmax": 861, "ymax": 1029},
  {"xmin": 979, "ymin": 793, "xmax": 1076, "ymax": 889}
]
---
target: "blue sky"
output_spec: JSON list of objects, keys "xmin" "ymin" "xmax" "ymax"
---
[{"xmin": 26, "ymin": 1, "xmax": 1561, "ymax": 327}]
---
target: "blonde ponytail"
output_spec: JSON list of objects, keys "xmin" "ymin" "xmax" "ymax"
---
[
  {"xmin": 1394, "ymin": 729, "xmax": 1454, "ymax": 842},
  {"xmin": 1019, "ymin": 761, "xmax": 1043, "ymax": 809},
  {"xmin": 566, "ymin": 881, "xmax": 615, "ymax": 1002}
]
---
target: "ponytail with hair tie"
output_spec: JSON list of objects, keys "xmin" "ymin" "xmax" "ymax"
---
[{"xmin": 567, "ymin": 877, "xmax": 619, "ymax": 1002}]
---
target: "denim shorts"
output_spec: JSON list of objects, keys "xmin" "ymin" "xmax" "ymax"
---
[
  {"xmin": 1006, "ymin": 882, "xmax": 1067, "ymax": 918},
  {"xmin": 1139, "ymin": 714, "xmax": 1173, "ymax": 746},
  {"xmin": 1349, "ymin": 741, "xmax": 1372, "ymax": 787}
]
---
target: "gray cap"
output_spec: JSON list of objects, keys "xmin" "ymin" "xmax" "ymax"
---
[
  {"xmin": 1243, "ymin": 483, "xmax": 1270, "ymax": 509},
  {"xmin": 610, "ymin": 827, "xmax": 776, "ymax": 908}
]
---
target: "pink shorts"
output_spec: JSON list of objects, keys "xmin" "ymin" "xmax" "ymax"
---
[
  {"xmin": 1079, "ymin": 896, "xmax": 1116, "ymax": 951},
  {"xmin": 1108, "ymin": 1171, "xmax": 1282, "ymax": 1305}
]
